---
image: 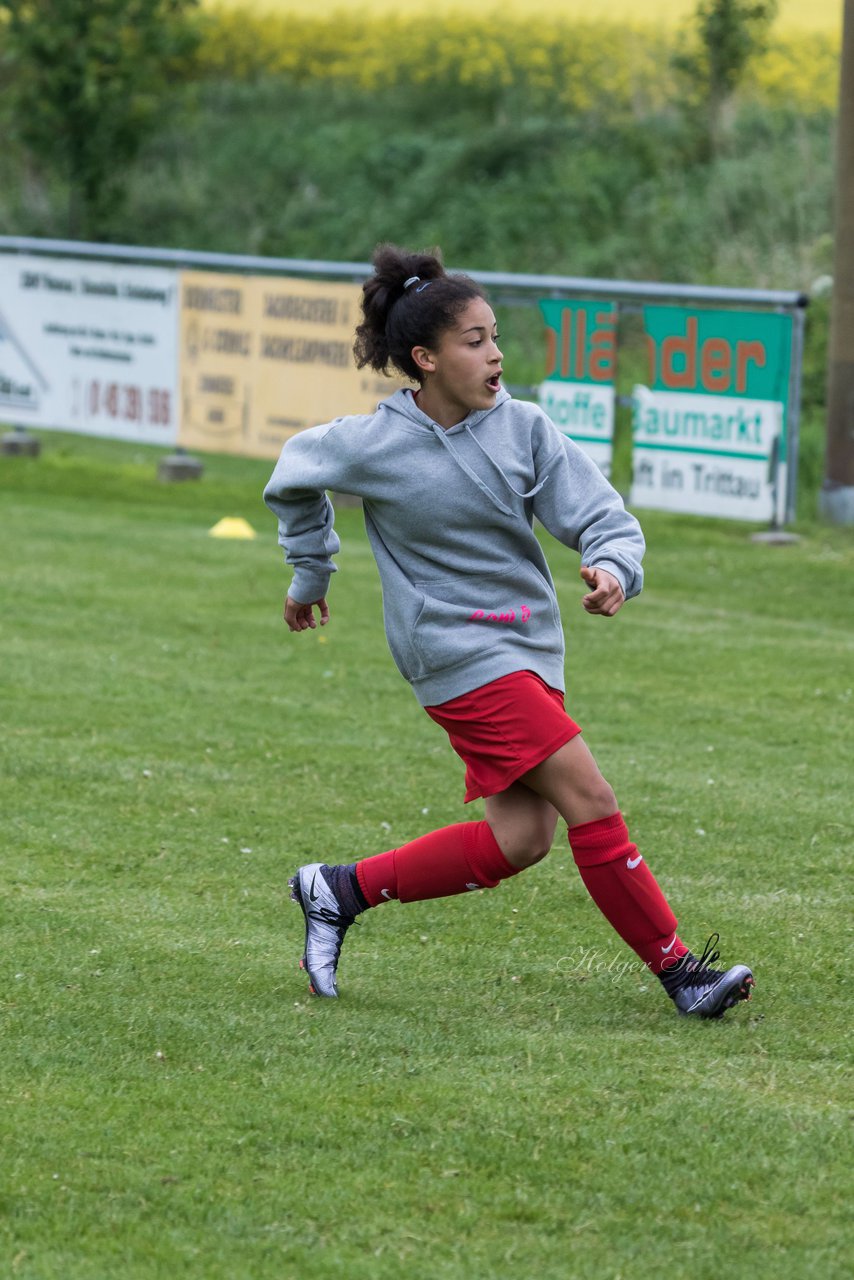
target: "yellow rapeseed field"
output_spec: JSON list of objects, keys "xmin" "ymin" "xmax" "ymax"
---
[
  {"xmin": 212, "ymin": 0, "xmax": 841, "ymax": 34},
  {"xmin": 200, "ymin": 1, "xmax": 840, "ymax": 111}
]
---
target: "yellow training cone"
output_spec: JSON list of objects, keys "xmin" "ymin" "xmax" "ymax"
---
[{"xmin": 208, "ymin": 517, "xmax": 257, "ymax": 540}]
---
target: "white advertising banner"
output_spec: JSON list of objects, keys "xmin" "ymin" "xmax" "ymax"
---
[
  {"xmin": 538, "ymin": 380, "xmax": 615, "ymax": 478},
  {"xmin": 0, "ymin": 254, "xmax": 179, "ymax": 445},
  {"xmin": 631, "ymin": 385, "xmax": 785, "ymax": 523}
]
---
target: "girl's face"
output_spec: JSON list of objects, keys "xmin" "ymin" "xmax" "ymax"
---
[{"xmin": 413, "ymin": 297, "xmax": 503, "ymax": 428}]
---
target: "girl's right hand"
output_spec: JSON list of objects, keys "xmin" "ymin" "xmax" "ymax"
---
[{"xmin": 284, "ymin": 595, "xmax": 330, "ymax": 632}]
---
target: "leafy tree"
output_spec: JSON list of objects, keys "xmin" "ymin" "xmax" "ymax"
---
[
  {"xmin": 0, "ymin": 0, "xmax": 200, "ymax": 238},
  {"xmin": 675, "ymin": 0, "xmax": 779, "ymax": 151}
]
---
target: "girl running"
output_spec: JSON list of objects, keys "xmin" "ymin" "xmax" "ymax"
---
[{"xmin": 263, "ymin": 244, "xmax": 755, "ymax": 1020}]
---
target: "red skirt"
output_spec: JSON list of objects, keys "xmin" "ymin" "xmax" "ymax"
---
[{"xmin": 425, "ymin": 670, "xmax": 582, "ymax": 803}]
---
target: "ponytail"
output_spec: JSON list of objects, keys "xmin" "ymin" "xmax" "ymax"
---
[{"xmin": 353, "ymin": 243, "xmax": 485, "ymax": 383}]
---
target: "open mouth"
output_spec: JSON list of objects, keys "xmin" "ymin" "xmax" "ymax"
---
[{"xmin": 486, "ymin": 373, "xmax": 502, "ymax": 393}]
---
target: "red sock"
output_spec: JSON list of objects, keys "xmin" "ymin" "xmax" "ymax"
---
[
  {"xmin": 567, "ymin": 812, "xmax": 689, "ymax": 974},
  {"xmin": 356, "ymin": 821, "xmax": 521, "ymax": 906}
]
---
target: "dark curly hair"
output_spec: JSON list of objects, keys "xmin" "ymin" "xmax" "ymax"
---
[{"xmin": 353, "ymin": 243, "xmax": 486, "ymax": 383}]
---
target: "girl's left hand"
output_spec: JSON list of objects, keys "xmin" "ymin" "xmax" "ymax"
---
[{"xmin": 580, "ymin": 566, "xmax": 625, "ymax": 616}]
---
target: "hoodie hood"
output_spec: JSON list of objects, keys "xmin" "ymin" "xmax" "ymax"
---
[
  {"xmin": 380, "ymin": 385, "xmax": 512, "ymax": 434},
  {"xmin": 379, "ymin": 386, "xmax": 547, "ymax": 516}
]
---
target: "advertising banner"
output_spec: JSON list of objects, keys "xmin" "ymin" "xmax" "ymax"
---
[
  {"xmin": 179, "ymin": 272, "xmax": 395, "ymax": 459},
  {"xmin": 179, "ymin": 272, "xmax": 254, "ymax": 455},
  {"xmin": 630, "ymin": 307, "xmax": 793, "ymax": 523},
  {"xmin": 537, "ymin": 299, "xmax": 617, "ymax": 476},
  {"xmin": 0, "ymin": 254, "xmax": 179, "ymax": 445},
  {"xmin": 0, "ymin": 247, "xmax": 800, "ymax": 528}
]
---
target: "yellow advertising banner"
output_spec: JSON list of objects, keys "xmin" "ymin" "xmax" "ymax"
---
[{"xmin": 178, "ymin": 271, "xmax": 397, "ymax": 458}]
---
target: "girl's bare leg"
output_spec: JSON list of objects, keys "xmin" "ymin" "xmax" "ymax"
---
[{"xmin": 485, "ymin": 781, "xmax": 559, "ymax": 869}]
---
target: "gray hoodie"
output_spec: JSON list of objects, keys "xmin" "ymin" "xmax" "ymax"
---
[{"xmin": 263, "ymin": 387, "xmax": 645, "ymax": 706}]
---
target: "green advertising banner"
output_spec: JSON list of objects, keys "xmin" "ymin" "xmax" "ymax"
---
[
  {"xmin": 631, "ymin": 307, "xmax": 793, "ymax": 523},
  {"xmin": 538, "ymin": 299, "xmax": 617, "ymax": 476},
  {"xmin": 643, "ymin": 307, "xmax": 793, "ymax": 402}
]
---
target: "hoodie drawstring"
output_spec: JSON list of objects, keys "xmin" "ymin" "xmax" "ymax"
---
[
  {"xmin": 464, "ymin": 423, "xmax": 550, "ymax": 502},
  {"xmin": 430, "ymin": 423, "xmax": 550, "ymax": 517}
]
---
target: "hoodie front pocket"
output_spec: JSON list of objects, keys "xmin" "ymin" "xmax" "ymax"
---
[{"xmin": 412, "ymin": 557, "xmax": 560, "ymax": 676}]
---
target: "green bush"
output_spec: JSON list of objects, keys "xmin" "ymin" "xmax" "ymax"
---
[{"xmin": 64, "ymin": 78, "xmax": 829, "ymax": 292}]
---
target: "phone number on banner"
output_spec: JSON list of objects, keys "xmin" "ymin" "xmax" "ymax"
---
[{"xmin": 76, "ymin": 379, "xmax": 172, "ymax": 426}]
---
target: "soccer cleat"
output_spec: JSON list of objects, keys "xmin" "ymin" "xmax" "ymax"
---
[
  {"xmin": 288, "ymin": 862, "xmax": 358, "ymax": 998},
  {"xmin": 662, "ymin": 933, "xmax": 755, "ymax": 1019}
]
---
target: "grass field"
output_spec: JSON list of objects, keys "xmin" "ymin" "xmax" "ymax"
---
[
  {"xmin": 2, "ymin": 432, "xmax": 852, "ymax": 1278},
  {"xmin": 216, "ymin": 0, "xmax": 843, "ymax": 33}
]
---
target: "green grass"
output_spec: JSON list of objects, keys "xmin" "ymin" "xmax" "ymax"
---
[{"xmin": 1, "ymin": 433, "xmax": 852, "ymax": 1279}]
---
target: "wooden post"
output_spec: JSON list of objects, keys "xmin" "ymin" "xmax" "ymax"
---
[{"xmin": 820, "ymin": 0, "xmax": 854, "ymax": 522}]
